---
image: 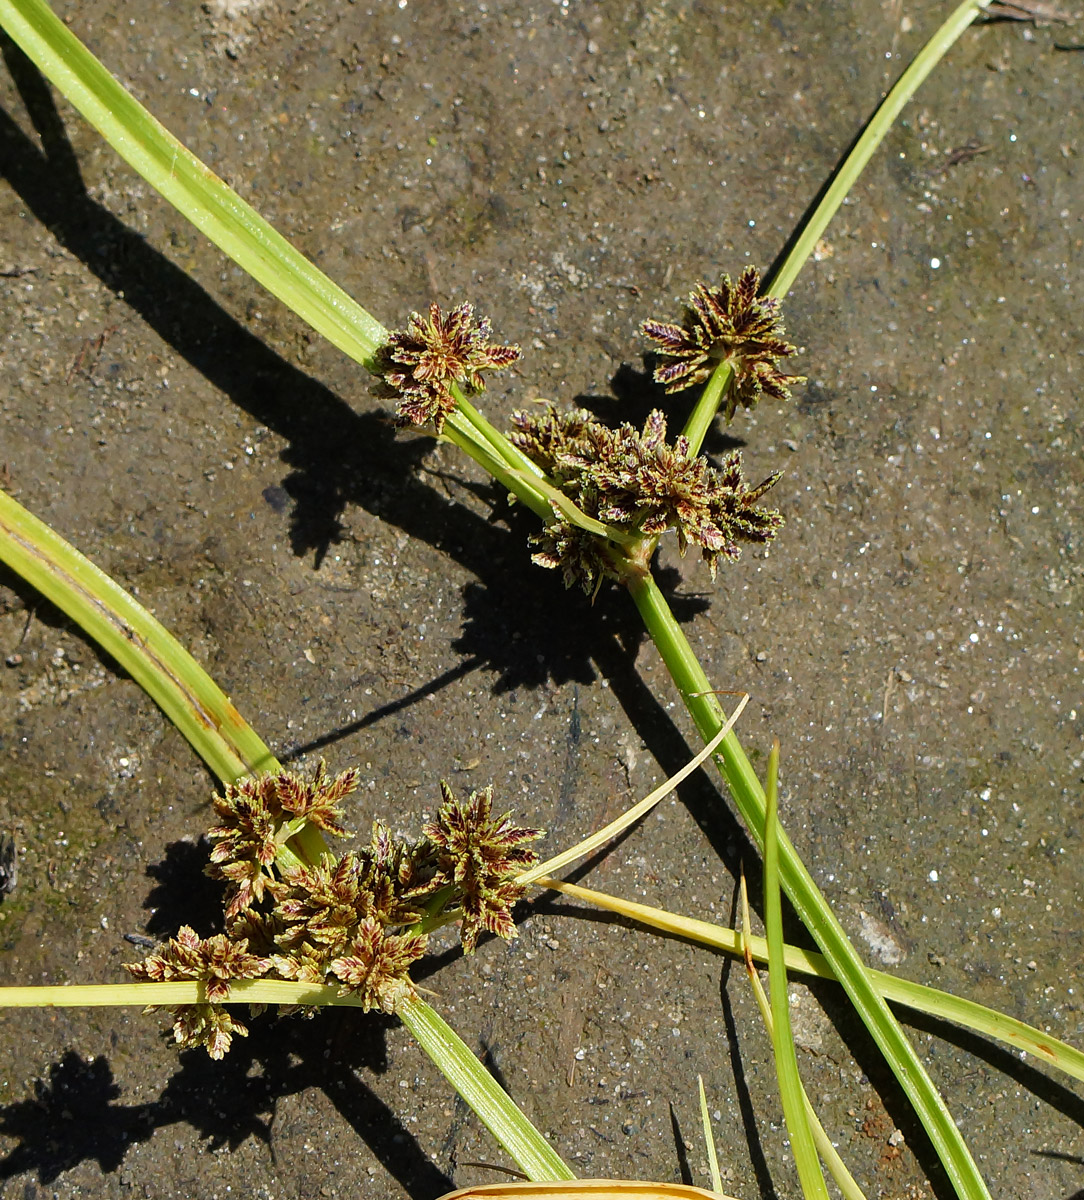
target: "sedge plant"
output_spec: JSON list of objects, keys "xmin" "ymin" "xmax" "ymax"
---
[{"xmin": 2, "ymin": 0, "xmax": 1075, "ymax": 1197}]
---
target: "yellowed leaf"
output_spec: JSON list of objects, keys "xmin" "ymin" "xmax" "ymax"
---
[{"xmin": 439, "ymin": 1181, "xmax": 739, "ymax": 1200}]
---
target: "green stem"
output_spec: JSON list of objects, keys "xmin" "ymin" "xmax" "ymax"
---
[
  {"xmin": 443, "ymin": 411, "xmax": 554, "ymax": 524},
  {"xmin": 680, "ymin": 365, "xmax": 734, "ymax": 465},
  {"xmin": 454, "ymin": 389, "xmax": 545, "ymax": 481},
  {"xmin": 681, "ymin": 0, "xmax": 988, "ymax": 456},
  {"xmin": 767, "ymin": 0, "xmax": 987, "ymax": 302},
  {"xmin": 625, "ymin": 571, "xmax": 990, "ymax": 1200}
]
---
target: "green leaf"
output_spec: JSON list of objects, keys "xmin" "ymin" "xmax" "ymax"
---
[
  {"xmin": 763, "ymin": 743, "xmax": 830, "ymax": 1199},
  {"xmin": 0, "ymin": 489, "xmax": 273, "ymax": 785},
  {"xmin": 0, "ymin": 488, "xmax": 329, "ymax": 864},
  {"xmin": 398, "ymin": 995, "xmax": 575, "ymax": 1182},
  {"xmin": 697, "ymin": 1075, "xmax": 724, "ymax": 1195}
]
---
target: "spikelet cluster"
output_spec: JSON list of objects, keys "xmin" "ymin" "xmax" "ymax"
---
[
  {"xmin": 510, "ymin": 406, "xmax": 784, "ymax": 593},
  {"xmin": 379, "ymin": 302, "xmax": 520, "ymax": 433},
  {"xmin": 641, "ymin": 266, "xmax": 804, "ymax": 422},
  {"xmin": 127, "ymin": 766, "xmax": 542, "ymax": 1056}
]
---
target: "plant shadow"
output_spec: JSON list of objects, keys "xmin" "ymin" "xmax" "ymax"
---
[
  {"xmin": 142, "ymin": 838, "xmax": 228, "ymax": 939},
  {"xmin": 0, "ymin": 1012, "xmax": 452, "ymax": 1197}
]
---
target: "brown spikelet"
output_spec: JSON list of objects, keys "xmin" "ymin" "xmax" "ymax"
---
[
  {"xmin": 380, "ymin": 302, "xmax": 521, "ymax": 432},
  {"xmin": 510, "ymin": 404, "xmax": 785, "ymax": 589},
  {"xmin": 642, "ymin": 266, "xmax": 804, "ymax": 421}
]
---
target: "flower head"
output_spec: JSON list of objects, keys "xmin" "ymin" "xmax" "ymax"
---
[
  {"xmin": 273, "ymin": 761, "xmax": 359, "ymax": 838},
  {"xmin": 424, "ymin": 783, "xmax": 543, "ymax": 952},
  {"xmin": 363, "ymin": 820, "xmax": 439, "ymax": 924},
  {"xmin": 125, "ymin": 925, "xmax": 269, "ymax": 1002},
  {"xmin": 207, "ymin": 764, "xmax": 357, "ymax": 918},
  {"xmin": 272, "ymin": 853, "xmax": 369, "ymax": 957},
  {"xmin": 167, "ymin": 1003, "xmax": 252, "ymax": 1060},
  {"xmin": 206, "ymin": 776, "xmax": 281, "ymax": 917},
  {"xmin": 641, "ymin": 266, "xmax": 804, "ymax": 421},
  {"xmin": 225, "ymin": 909, "xmax": 282, "ymax": 957},
  {"xmin": 329, "ymin": 918, "xmax": 428, "ymax": 1012},
  {"xmin": 511, "ymin": 404, "xmax": 785, "ymax": 589},
  {"xmin": 270, "ymin": 944, "xmax": 333, "ymax": 985},
  {"xmin": 380, "ymin": 301, "xmax": 521, "ymax": 433},
  {"xmin": 529, "ymin": 520, "xmax": 612, "ymax": 597},
  {"xmin": 698, "ymin": 453, "xmax": 786, "ymax": 577},
  {"xmin": 126, "ymin": 926, "xmax": 270, "ymax": 1058},
  {"xmin": 138, "ymin": 761, "xmax": 545, "ymax": 1053}
]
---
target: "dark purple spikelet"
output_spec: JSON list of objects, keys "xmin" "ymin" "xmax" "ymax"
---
[
  {"xmin": 380, "ymin": 301, "xmax": 521, "ymax": 433},
  {"xmin": 641, "ymin": 266, "xmax": 804, "ymax": 421},
  {"xmin": 699, "ymin": 453, "xmax": 786, "ymax": 578}
]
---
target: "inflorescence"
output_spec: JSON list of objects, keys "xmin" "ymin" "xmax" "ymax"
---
[
  {"xmin": 510, "ymin": 406, "xmax": 784, "ymax": 594},
  {"xmin": 641, "ymin": 265, "xmax": 804, "ymax": 422},
  {"xmin": 127, "ymin": 766, "xmax": 542, "ymax": 1057},
  {"xmin": 379, "ymin": 268, "xmax": 800, "ymax": 594},
  {"xmin": 379, "ymin": 301, "xmax": 521, "ymax": 433},
  {"xmin": 130, "ymin": 270, "xmax": 799, "ymax": 1056}
]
